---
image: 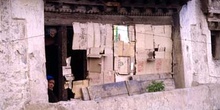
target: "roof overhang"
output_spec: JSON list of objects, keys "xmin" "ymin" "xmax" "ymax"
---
[{"xmin": 44, "ymin": 0, "xmax": 189, "ymax": 16}]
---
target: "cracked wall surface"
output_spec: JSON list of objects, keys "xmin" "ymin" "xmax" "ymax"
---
[
  {"xmin": 179, "ymin": 0, "xmax": 220, "ymax": 87},
  {"xmin": 0, "ymin": 0, "xmax": 46, "ymax": 110}
]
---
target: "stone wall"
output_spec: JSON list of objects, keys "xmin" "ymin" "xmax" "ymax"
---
[
  {"xmin": 0, "ymin": 0, "xmax": 46, "ymax": 110},
  {"xmin": 178, "ymin": 0, "xmax": 220, "ymax": 87},
  {"xmin": 24, "ymin": 84, "xmax": 220, "ymax": 110}
]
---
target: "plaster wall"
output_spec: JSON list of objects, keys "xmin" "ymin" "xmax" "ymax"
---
[
  {"xmin": 179, "ymin": 0, "xmax": 220, "ymax": 87},
  {"xmin": 0, "ymin": 0, "xmax": 46, "ymax": 110}
]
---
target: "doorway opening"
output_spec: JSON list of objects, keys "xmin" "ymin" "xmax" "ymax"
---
[
  {"xmin": 67, "ymin": 26, "xmax": 88, "ymax": 81},
  {"xmin": 71, "ymin": 50, "xmax": 88, "ymax": 81},
  {"xmin": 45, "ymin": 26, "xmax": 61, "ymax": 100},
  {"xmin": 45, "ymin": 26, "xmax": 88, "ymax": 101}
]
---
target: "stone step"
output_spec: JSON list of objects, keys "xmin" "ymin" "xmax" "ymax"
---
[
  {"xmin": 131, "ymin": 73, "xmax": 175, "ymax": 92},
  {"xmin": 82, "ymin": 73, "xmax": 175, "ymax": 101}
]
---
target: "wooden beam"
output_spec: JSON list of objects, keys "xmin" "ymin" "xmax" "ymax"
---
[
  {"xmin": 60, "ymin": 26, "xmax": 67, "ymax": 66},
  {"xmin": 45, "ymin": 12, "xmax": 173, "ymax": 25},
  {"xmin": 209, "ymin": 9, "xmax": 220, "ymax": 14},
  {"xmin": 208, "ymin": 17, "xmax": 220, "ymax": 22},
  {"xmin": 45, "ymin": 0, "xmax": 104, "ymax": 6},
  {"xmin": 57, "ymin": 26, "xmax": 67, "ymax": 100}
]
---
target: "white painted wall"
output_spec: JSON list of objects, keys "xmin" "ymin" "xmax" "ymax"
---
[
  {"xmin": 0, "ymin": 0, "xmax": 46, "ymax": 110},
  {"xmin": 179, "ymin": 0, "xmax": 220, "ymax": 87}
]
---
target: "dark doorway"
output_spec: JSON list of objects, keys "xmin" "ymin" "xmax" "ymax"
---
[
  {"xmin": 45, "ymin": 26, "xmax": 61, "ymax": 100},
  {"xmin": 45, "ymin": 25, "xmax": 87, "ymax": 101},
  {"xmin": 211, "ymin": 31, "xmax": 220, "ymax": 59},
  {"xmin": 71, "ymin": 50, "xmax": 87, "ymax": 81},
  {"xmin": 67, "ymin": 26, "xmax": 88, "ymax": 81}
]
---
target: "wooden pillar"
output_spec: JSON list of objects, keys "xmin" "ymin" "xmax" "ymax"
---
[{"xmin": 57, "ymin": 26, "xmax": 68, "ymax": 100}]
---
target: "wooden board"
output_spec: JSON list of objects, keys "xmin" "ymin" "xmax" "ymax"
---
[
  {"xmin": 103, "ymin": 71, "xmax": 115, "ymax": 84},
  {"xmin": 114, "ymin": 41, "xmax": 123, "ymax": 56},
  {"xmin": 87, "ymin": 58, "xmax": 102, "ymax": 73},
  {"xmin": 94, "ymin": 23, "xmax": 101, "ymax": 47},
  {"xmin": 72, "ymin": 80, "xmax": 89, "ymax": 99},
  {"xmin": 87, "ymin": 23, "xmax": 94, "ymax": 48},
  {"xmin": 128, "ymin": 25, "xmax": 135, "ymax": 41},
  {"xmin": 114, "ymin": 57, "xmax": 131, "ymax": 74},
  {"xmin": 72, "ymin": 22, "xmax": 88, "ymax": 49},
  {"xmin": 103, "ymin": 50, "xmax": 114, "ymax": 72},
  {"xmin": 87, "ymin": 73, "xmax": 104, "ymax": 85}
]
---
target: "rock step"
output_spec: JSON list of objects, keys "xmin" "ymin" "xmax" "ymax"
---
[
  {"xmin": 131, "ymin": 73, "xmax": 175, "ymax": 91},
  {"xmin": 82, "ymin": 73, "xmax": 175, "ymax": 101}
]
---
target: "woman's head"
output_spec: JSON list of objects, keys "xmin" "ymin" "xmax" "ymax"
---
[
  {"xmin": 47, "ymin": 75, "xmax": 55, "ymax": 90},
  {"xmin": 49, "ymin": 28, "xmax": 57, "ymax": 38}
]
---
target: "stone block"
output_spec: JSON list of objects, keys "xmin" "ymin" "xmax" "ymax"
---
[
  {"xmin": 81, "ymin": 87, "xmax": 90, "ymax": 101},
  {"xmin": 87, "ymin": 81, "xmax": 128, "ymax": 100},
  {"xmin": 139, "ymin": 80, "xmax": 152, "ymax": 93},
  {"xmin": 207, "ymin": 84, "xmax": 220, "ymax": 109},
  {"xmin": 131, "ymin": 74, "xmax": 160, "ymax": 81},
  {"xmin": 159, "ymin": 73, "xmax": 172, "ymax": 79},
  {"xmin": 154, "ymin": 79, "xmax": 175, "ymax": 91},
  {"xmin": 125, "ymin": 80, "xmax": 142, "ymax": 95}
]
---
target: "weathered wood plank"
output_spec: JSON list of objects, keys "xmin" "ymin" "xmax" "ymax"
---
[
  {"xmin": 60, "ymin": 26, "xmax": 67, "ymax": 66},
  {"xmin": 72, "ymin": 80, "xmax": 89, "ymax": 99},
  {"xmin": 45, "ymin": 12, "xmax": 173, "ymax": 25}
]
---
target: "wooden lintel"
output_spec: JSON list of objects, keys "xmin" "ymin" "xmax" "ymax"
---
[
  {"xmin": 208, "ymin": 18, "xmax": 220, "ymax": 22},
  {"xmin": 209, "ymin": 9, "xmax": 220, "ymax": 14},
  {"xmin": 45, "ymin": 12, "xmax": 173, "ymax": 26},
  {"xmin": 45, "ymin": 0, "xmax": 104, "ymax": 6},
  {"xmin": 208, "ymin": 22, "xmax": 220, "ymax": 31}
]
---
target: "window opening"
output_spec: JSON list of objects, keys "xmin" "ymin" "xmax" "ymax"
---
[
  {"xmin": 70, "ymin": 50, "xmax": 87, "ymax": 81},
  {"xmin": 113, "ymin": 25, "xmax": 135, "ymax": 76},
  {"xmin": 211, "ymin": 31, "xmax": 220, "ymax": 60},
  {"xmin": 114, "ymin": 25, "xmax": 129, "ymax": 43}
]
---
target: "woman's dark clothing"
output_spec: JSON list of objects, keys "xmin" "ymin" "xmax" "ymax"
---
[{"xmin": 48, "ymin": 89, "xmax": 58, "ymax": 103}]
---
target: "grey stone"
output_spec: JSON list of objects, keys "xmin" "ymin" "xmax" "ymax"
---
[
  {"xmin": 125, "ymin": 80, "xmax": 142, "ymax": 96},
  {"xmin": 131, "ymin": 74, "xmax": 160, "ymax": 81},
  {"xmin": 87, "ymin": 81, "xmax": 128, "ymax": 100}
]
